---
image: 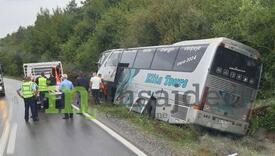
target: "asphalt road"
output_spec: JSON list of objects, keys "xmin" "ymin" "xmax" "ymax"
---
[{"xmin": 0, "ymin": 78, "xmax": 137, "ymax": 156}]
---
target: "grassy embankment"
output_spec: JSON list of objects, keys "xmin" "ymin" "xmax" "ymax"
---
[{"xmin": 89, "ymin": 100, "xmax": 275, "ymax": 156}]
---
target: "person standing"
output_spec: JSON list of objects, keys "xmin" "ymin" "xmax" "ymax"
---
[
  {"xmin": 48, "ymin": 73, "xmax": 56, "ymax": 86},
  {"xmin": 17, "ymin": 76, "xmax": 39, "ymax": 122},
  {"xmin": 90, "ymin": 72, "xmax": 101, "ymax": 105},
  {"xmin": 36, "ymin": 72, "xmax": 48, "ymax": 111},
  {"xmin": 75, "ymin": 72, "xmax": 89, "ymax": 107},
  {"xmin": 59, "ymin": 74, "xmax": 74, "ymax": 119},
  {"xmin": 98, "ymin": 74, "xmax": 107, "ymax": 102}
]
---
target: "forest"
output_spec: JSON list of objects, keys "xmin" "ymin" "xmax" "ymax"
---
[{"xmin": 0, "ymin": 0, "xmax": 274, "ymax": 106}]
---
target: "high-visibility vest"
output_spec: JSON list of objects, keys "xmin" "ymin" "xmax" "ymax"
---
[
  {"xmin": 38, "ymin": 76, "xmax": 47, "ymax": 91},
  {"xmin": 21, "ymin": 81, "xmax": 34, "ymax": 98}
]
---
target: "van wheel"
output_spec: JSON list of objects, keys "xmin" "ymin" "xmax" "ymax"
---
[{"xmin": 145, "ymin": 97, "xmax": 157, "ymax": 118}]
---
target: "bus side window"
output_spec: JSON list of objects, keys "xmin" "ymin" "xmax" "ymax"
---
[
  {"xmin": 151, "ymin": 47, "xmax": 179, "ymax": 70},
  {"xmin": 173, "ymin": 44, "xmax": 208, "ymax": 72},
  {"xmin": 133, "ymin": 48, "xmax": 156, "ymax": 69},
  {"xmin": 106, "ymin": 51, "xmax": 122, "ymax": 66},
  {"xmin": 120, "ymin": 50, "xmax": 137, "ymax": 68}
]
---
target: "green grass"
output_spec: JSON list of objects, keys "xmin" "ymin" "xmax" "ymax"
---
[
  {"xmin": 89, "ymin": 103, "xmax": 199, "ymax": 145},
  {"xmin": 253, "ymin": 98, "xmax": 275, "ymax": 108},
  {"xmin": 88, "ymin": 103, "xmax": 273, "ymax": 156},
  {"xmin": 250, "ymin": 98, "xmax": 275, "ymax": 134}
]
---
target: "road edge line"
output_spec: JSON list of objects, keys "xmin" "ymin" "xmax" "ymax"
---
[
  {"xmin": 72, "ymin": 105, "xmax": 147, "ymax": 156},
  {"xmin": 6, "ymin": 123, "xmax": 17, "ymax": 155},
  {"xmin": 0, "ymin": 123, "xmax": 10, "ymax": 156}
]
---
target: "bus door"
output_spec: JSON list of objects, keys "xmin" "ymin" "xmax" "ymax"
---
[
  {"xmin": 114, "ymin": 63, "xmax": 129, "ymax": 85},
  {"xmin": 111, "ymin": 63, "xmax": 129, "ymax": 102}
]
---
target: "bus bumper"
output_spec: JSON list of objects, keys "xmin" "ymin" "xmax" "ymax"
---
[{"xmin": 187, "ymin": 108, "xmax": 249, "ymax": 135}]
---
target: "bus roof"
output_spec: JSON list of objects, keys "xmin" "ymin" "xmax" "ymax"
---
[
  {"xmin": 105, "ymin": 37, "xmax": 260, "ymax": 59},
  {"xmin": 174, "ymin": 37, "xmax": 260, "ymax": 58}
]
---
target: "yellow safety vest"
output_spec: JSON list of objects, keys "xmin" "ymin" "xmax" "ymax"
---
[
  {"xmin": 38, "ymin": 76, "xmax": 47, "ymax": 91},
  {"xmin": 22, "ymin": 81, "xmax": 34, "ymax": 98}
]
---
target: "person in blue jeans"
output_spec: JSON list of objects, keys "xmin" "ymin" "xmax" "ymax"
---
[{"xmin": 17, "ymin": 76, "xmax": 39, "ymax": 122}]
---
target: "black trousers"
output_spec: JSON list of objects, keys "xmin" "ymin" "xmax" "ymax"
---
[
  {"xmin": 24, "ymin": 96, "xmax": 38, "ymax": 120},
  {"xmin": 39, "ymin": 91, "xmax": 47, "ymax": 109},
  {"xmin": 92, "ymin": 89, "xmax": 100, "ymax": 104},
  {"xmin": 61, "ymin": 92, "xmax": 73, "ymax": 118}
]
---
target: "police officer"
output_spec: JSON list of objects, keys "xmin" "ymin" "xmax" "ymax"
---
[
  {"xmin": 17, "ymin": 76, "xmax": 39, "ymax": 122},
  {"xmin": 36, "ymin": 72, "xmax": 48, "ymax": 111}
]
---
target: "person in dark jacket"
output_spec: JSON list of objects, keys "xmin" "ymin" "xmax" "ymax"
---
[
  {"xmin": 75, "ymin": 72, "xmax": 89, "ymax": 108},
  {"xmin": 48, "ymin": 73, "xmax": 56, "ymax": 86},
  {"xmin": 35, "ymin": 72, "xmax": 48, "ymax": 111}
]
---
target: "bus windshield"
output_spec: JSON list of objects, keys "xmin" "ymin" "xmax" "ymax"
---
[
  {"xmin": 98, "ymin": 52, "xmax": 110, "ymax": 67},
  {"xmin": 210, "ymin": 46, "xmax": 261, "ymax": 89}
]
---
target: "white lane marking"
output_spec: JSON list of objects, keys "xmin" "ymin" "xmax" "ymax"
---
[
  {"xmin": 0, "ymin": 123, "xmax": 10, "ymax": 156},
  {"xmin": 72, "ymin": 105, "xmax": 147, "ymax": 156},
  {"xmin": 6, "ymin": 123, "xmax": 17, "ymax": 155}
]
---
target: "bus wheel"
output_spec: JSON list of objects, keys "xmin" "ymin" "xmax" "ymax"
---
[{"xmin": 145, "ymin": 97, "xmax": 156, "ymax": 119}]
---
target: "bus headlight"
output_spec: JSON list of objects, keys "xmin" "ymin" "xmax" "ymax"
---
[{"xmin": 0, "ymin": 86, "xmax": 3, "ymax": 91}]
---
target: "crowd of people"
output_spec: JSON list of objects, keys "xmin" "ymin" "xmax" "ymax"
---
[{"xmin": 17, "ymin": 71, "xmax": 107, "ymax": 122}]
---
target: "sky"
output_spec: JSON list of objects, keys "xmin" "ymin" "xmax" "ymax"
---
[{"xmin": 0, "ymin": 0, "xmax": 83, "ymax": 38}]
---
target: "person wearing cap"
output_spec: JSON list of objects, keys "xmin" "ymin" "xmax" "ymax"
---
[
  {"xmin": 36, "ymin": 72, "xmax": 48, "ymax": 111},
  {"xmin": 17, "ymin": 76, "xmax": 39, "ymax": 122},
  {"xmin": 59, "ymin": 74, "xmax": 74, "ymax": 119}
]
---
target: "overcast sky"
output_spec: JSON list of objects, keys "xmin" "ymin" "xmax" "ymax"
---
[{"xmin": 0, "ymin": 0, "xmax": 83, "ymax": 38}]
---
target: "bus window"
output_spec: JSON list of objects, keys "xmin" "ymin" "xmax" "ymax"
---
[
  {"xmin": 106, "ymin": 51, "xmax": 122, "ymax": 66},
  {"xmin": 120, "ymin": 50, "xmax": 137, "ymax": 68},
  {"xmin": 133, "ymin": 48, "xmax": 156, "ymax": 69},
  {"xmin": 151, "ymin": 47, "xmax": 179, "ymax": 70},
  {"xmin": 173, "ymin": 44, "xmax": 208, "ymax": 72}
]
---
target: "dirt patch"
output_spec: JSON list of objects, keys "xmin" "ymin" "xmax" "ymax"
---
[{"xmin": 265, "ymin": 131, "xmax": 275, "ymax": 142}]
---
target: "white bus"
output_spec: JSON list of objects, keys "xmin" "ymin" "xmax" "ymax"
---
[{"xmin": 97, "ymin": 37, "xmax": 262, "ymax": 135}]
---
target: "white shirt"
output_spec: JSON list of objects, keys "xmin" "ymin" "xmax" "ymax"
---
[{"xmin": 90, "ymin": 76, "xmax": 102, "ymax": 89}]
